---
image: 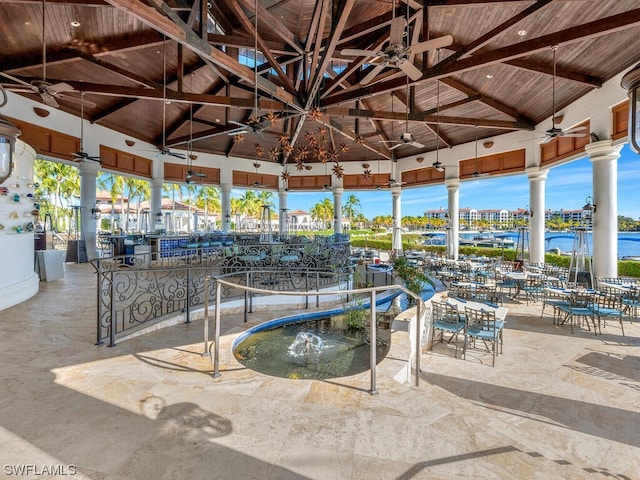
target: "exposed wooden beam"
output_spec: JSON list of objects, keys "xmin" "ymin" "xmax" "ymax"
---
[
  {"xmin": 89, "ymin": 98, "xmax": 138, "ymax": 123},
  {"xmin": 207, "ymin": 34, "xmax": 289, "ymax": 55},
  {"xmin": 167, "ymin": 124, "xmax": 240, "ymax": 147},
  {"xmin": 164, "ymin": 79, "xmax": 227, "ymax": 140},
  {"xmin": 442, "ymin": 0, "xmax": 554, "ymax": 64},
  {"xmin": 59, "ymin": 80, "xmax": 285, "ymax": 108},
  {"xmin": 308, "ymin": 0, "xmax": 356, "ymax": 101},
  {"xmin": 322, "ymin": 8, "xmax": 640, "ymax": 107},
  {"xmin": 104, "ymin": 0, "xmax": 300, "ymax": 110},
  {"xmin": 504, "ymin": 58, "xmax": 603, "ymax": 87},
  {"xmin": 392, "ymin": 88, "xmax": 453, "ymax": 148},
  {"xmin": 307, "ymin": 0, "xmax": 330, "ymax": 95},
  {"xmin": 441, "ymin": 77, "xmax": 534, "ymax": 124},
  {"xmin": 237, "ymin": 0, "xmax": 304, "ymax": 54},
  {"xmin": 324, "ymin": 107, "xmax": 533, "ymax": 129},
  {"xmin": 316, "ymin": 116, "xmax": 392, "ymax": 159},
  {"xmin": 226, "ymin": 0, "xmax": 297, "ymax": 95}
]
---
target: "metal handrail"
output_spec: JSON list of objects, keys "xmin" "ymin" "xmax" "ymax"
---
[{"xmin": 204, "ymin": 276, "xmax": 426, "ymax": 394}]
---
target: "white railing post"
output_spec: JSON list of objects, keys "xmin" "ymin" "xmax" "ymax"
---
[
  {"xmin": 212, "ymin": 280, "xmax": 221, "ymax": 378},
  {"xmin": 202, "ymin": 276, "xmax": 210, "ymax": 356},
  {"xmin": 369, "ymin": 289, "xmax": 378, "ymax": 395},
  {"xmin": 415, "ymin": 299, "xmax": 421, "ymax": 387}
]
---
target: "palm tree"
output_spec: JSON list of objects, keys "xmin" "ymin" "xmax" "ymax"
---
[
  {"xmin": 342, "ymin": 194, "xmax": 360, "ymax": 231},
  {"xmin": 310, "ymin": 198, "xmax": 334, "ymax": 230},
  {"xmin": 34, "ymin": 159, "xmax": 80, "ymax": 231},
  {"xmin": 196, "ymin": 186, "xmax": 221, "ymax": 229}
]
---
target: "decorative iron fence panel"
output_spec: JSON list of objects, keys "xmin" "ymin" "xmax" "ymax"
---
[{"xmin": 91, "ymin": 239, "xmax": 354, "ymax": 346}]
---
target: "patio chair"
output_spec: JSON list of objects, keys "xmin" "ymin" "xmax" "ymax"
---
[
  {"xmin": 463, "ymin": 306, "xmax": 503, "ymax": 367},
  {"xmin": 541, "ymin": 287, "xmax": 570, "ymax": 325},
  {"xmin": 556, "ymin": 291, "xmax": 595, "ymax": 334},
  {"xmin": 431, "ymin": 301, "xmax": 465, "ymax": 358},
  {"xmin": 472, "ymin": 284, "xmax": 499, "ymax": 305},
  {"xmin": 495, "ymin": 271, "xmax": 517, "ymax": 304},
  {"xmin": 591, "ymin": 292, "xmax": 625, "ymax": 336},
  {"xmin": 521, "ymin": 276, "xmax": 545, "ymax": 305},
  {"xmin": 621, "ymin": 286, "xmax": 640, "ymax": 324}
]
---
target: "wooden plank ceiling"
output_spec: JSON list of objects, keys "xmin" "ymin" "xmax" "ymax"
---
[{"xmin": 1, "ymin": 0, "xmax": 639, "ymax": 171}]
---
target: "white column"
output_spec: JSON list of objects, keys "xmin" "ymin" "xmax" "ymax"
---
[
  {"xmin": 220, "ymin": 183, "xmax": 232, "ymax": 234},
  {"xmin": 150, "ymin": 177, "xmax": 164, "ymax": 231},
  {"xmin": 278, "ymin": 188, "xmax": 287, "ymax": 234},
  {"xmin": 333, "ymin": 187, "xmax": 343, "ymax": 234},
  {"xmin": 445, "ymin": 178, "xmax": 460, "ymax": 260},
  {"xmin": 391, "ymin": 186, "xmax": 402, "ymax": 252},
  {"xmin": 78, "ymin": 160, "xmax": 100, "ymax": 261},
  {"xmin": 526, "ymin": 167, "xmax": 548, "ymax": 264},
  {"xmin": 585, "ymin": 140, "xmax": 622, "ymax": 278}
]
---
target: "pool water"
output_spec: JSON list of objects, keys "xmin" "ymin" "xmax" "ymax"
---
[{"xmin": 233, "ymin": 317, "xmax": 391, "ymax": 380}]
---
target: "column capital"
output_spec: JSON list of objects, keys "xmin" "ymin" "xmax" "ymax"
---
[
  {"xmin": 77, "ymin": 160, "xmax": 101, "ymax": 176},
  {"xmin": 220, "ymin": 183, "xmax": 232, "ymax": 194},
  {"xmin": 445, "ymin": 178, "xmax": 460, "ymax": 189},
  {"xmin": 525, "ymin": 166, "xmax": 548, "ymax": 181},
  {"xmin": 391, "ymin": 185, "xmax": 402, "ymax": 196},
  {"xmin": 332, "ymin": 187, "xmax": 344, "ymax": 196},
  {"xmin": 585, "ymin": 139, "xmax": 623, "ymax": 162}
]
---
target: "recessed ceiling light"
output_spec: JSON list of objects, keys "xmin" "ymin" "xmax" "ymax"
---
[
  {"xmin": 486, "ymin": 74, "xmax": 494, "ymax": 79},
  {"xmin": 165, "ymin": 100, "xmax": 171, "ymax": 105},
  {"xmin": 215, "ymin": 118, "xmax": 220, "ymax": 123},
  {"xmin": 70, "ymin": 20, "xmax": 81, "ymax": 27},
  {"xmin": 24, "ymin": 21, "xmax": 30, "ymax": 25},
  {"xmin": 517, "ymin": 30, "xmax": 527, "ymax": 36}
]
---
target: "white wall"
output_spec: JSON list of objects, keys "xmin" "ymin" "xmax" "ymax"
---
[{"xmin": 0, "ymin": 140, "xmax": 39, "ymax": 311}]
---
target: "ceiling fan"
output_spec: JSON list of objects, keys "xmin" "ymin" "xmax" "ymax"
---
[
  {"xmin": 157, "ymin": 38, "xmax": 186, "ymax": 160},
  {"xmin": 71, "ymin": 93, "xmax": 101, "ymax": 163},
  {"xmin": 0, "ymin": 0, "xmax": 91, "ymax": 109},
  {"xmin": 470, "ymin": 126, "xmax": 489, "ymax": 178},
  {"xmin": 534, "ymin": 45, "xmax": 588, "ymax": 144},
  {"xmin": 185, "ymin": 105, "xmax": 206, "ymax": 184},
  {"xmin": 432, "ymin": 160, "xmax": 445, "ymax": 172},
  {"xmin": 228, "ymin": 0, "xmax": 272, "ymax": 138},
  {"xmin": 340, "ymin": 13, "xmax": 453, "ymax": 85},
  {"xmin": 252, "ymin": 162, "xmax": 264, "ymax": 187},
  {"xmin": 387, "ymin": 131, "xmax": 424, "ymax": 150}
]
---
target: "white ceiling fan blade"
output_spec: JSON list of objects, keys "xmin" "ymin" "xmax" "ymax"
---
[
  {"xmin": 229, "ymin": 120, "xmax": 249, "ymax": 128},
  {"xmin": 340, "ymin": 48, "xmax": 380, "ymax": 57},
  {"xmin": 389, "ymin": 17, "xmax": 407, "ymax": 46},
  {"xmin": 397, "ymin": 59, "xmax": 423, "ymax": 81},
  {"xmin": 409, "ymin": 141, "xmax": 425, "ymax": 148},
  {"xmin": 360, "ymin": 63, "xmax": 386, "ymax": 85},
  {"xmin": 408, "ymin": 35, "xmax": 454, "ymax": 54},
  {"xmin": 1, "ymin": 86, "xmax": 32, "ymax": 93},
  {"xmin": 0, "ymin": 72, "xmax": 33, "ymax": 88},
  {"xmin": 541, "ymin": 136, "xmax": 554, "ymax": 144},
  {"xmin": 48, "ymin": 82, "xmax": 74, "ymax": 94},
  {"xmin": 561, "ymin": 133, "xmax": 587, "ymax": 138},
  {"xmin": 388, "ymin": 143, "xmax": 403, "ymax": 150},
  {"xmin": 41, "ymin": 93, "xmax": 59, "ymax": 108}
]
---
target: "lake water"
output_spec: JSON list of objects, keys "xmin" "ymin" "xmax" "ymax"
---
[{"xmin": 466, "ymin": 231, "xmax": 640, "ymax": 259}]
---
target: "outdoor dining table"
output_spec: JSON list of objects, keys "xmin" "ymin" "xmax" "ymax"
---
[{"xmin": 445, "ymin": 297, "xmax": 509, "ymax": 322}]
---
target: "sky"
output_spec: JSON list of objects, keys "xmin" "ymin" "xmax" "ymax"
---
[{"xmin": 254, "ymin": 143, "xmax": 640, "ymax": 220}]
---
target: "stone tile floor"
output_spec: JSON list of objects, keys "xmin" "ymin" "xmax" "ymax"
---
[{"xmin": 0, "ymin": 263, "xmax": 638, "ymax": 479}]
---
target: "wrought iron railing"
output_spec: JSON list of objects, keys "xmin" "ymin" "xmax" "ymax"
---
[{"xmin": 90, "ymin": 238, "xmax": 363, "ymax": 346}]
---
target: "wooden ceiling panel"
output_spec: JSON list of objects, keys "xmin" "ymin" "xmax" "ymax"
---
[{"xmin": 1, "ymin": 0, "xmax": 638, "ymax": 168}]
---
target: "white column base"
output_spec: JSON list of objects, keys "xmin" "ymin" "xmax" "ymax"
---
[{"xmin": 0, "ymin": 273, "xmax": 39, "ymax": 312}]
